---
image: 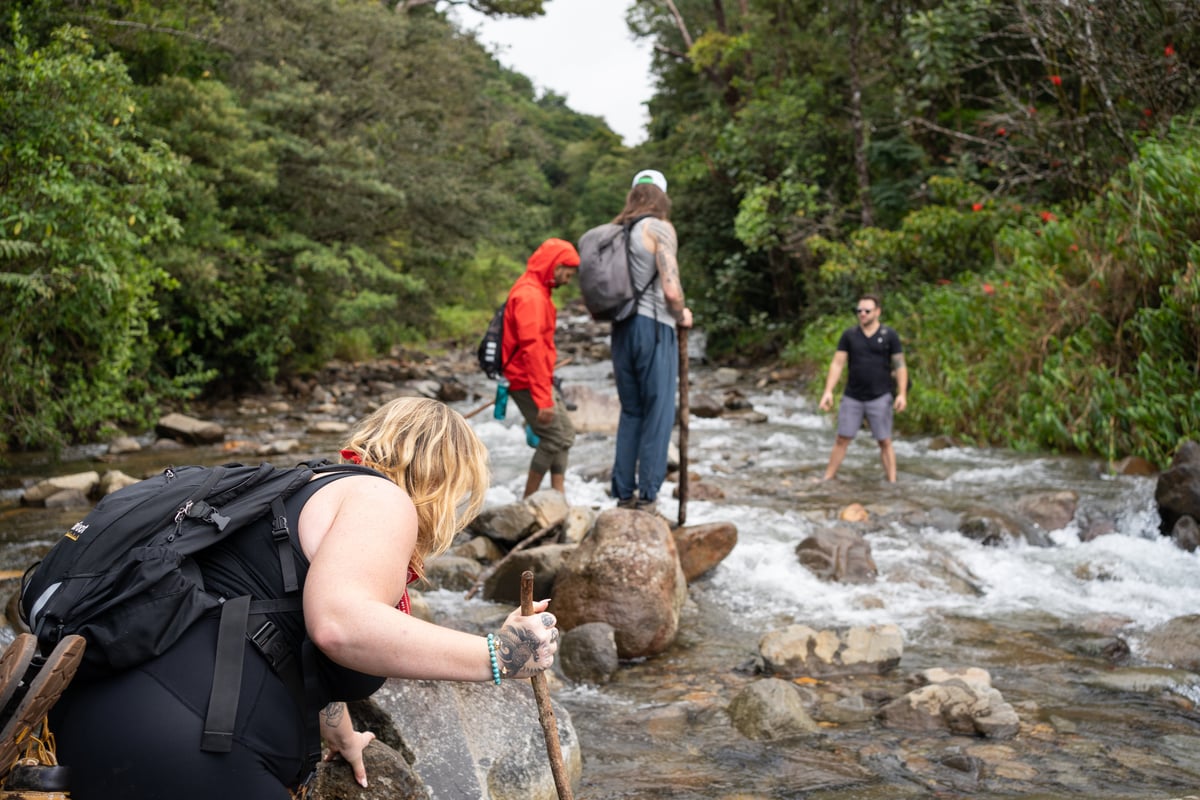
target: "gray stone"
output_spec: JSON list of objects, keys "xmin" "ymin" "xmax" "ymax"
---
[
  {"xmin": 727, "ymin": 678, "xmax": 821, "ymax": 740},
  {"xmin": 557, "ymin": 622, "xmax": 619, "ymax": 685}
]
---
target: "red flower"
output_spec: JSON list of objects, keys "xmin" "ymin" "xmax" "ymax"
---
[
  {"xmin": 972, "ymin": 203, "xmax": 984, "ymax": 212},
  {"xmin": 1165, "ymin": 44, "xmax": 1176, "ymax": 57},
  {"xmin": 1049, "ymin": 75, "xmax": 1062, "ymax": 86},
  {"xmin": 1068, "ymin": 243, "xmax": 1079, "ymax": 253},
  {"xmin": 982, "ymin": 283, "xmax": 995, "ymax": 295},
  {"xmin": 1143, "ymin": 108, "xmax": 1154, "ymax": 117},
  {"xmin": 1028, "ymin": 106, "xmax": 1038, "ymax": 115},
  {"xmin": 1039, "ymin": 211, "xmax": 1057, "ymax": 222},
  {"xmin": 996, "ymin": 127, "xmax": 1007, "ymax": 137}
]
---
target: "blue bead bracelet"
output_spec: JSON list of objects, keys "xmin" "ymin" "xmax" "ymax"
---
[{"xmin": 486, "ymin": 633, "xmax": 501, "ymax": 685}]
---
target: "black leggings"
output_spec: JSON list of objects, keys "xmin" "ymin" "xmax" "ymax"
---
[{"xmin": 50, "ymin": 618, "xmax": 306, "ymax": 800}]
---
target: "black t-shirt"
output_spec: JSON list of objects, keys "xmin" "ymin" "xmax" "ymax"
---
[{"xmin": 837, "ymin": 324, "xmax": 903, "ymax": 402}]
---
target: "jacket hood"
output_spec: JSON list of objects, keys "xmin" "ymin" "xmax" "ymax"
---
[{"xmin": 525, "ymin": 238, "xmax": 580, "ymax": 287}]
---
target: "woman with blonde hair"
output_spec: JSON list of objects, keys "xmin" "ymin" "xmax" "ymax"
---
[{"xmin": 50, "ymin": 397, "xmax": 559, "ymax": 799}]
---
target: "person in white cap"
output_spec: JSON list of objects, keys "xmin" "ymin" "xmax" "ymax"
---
[{"xmin": 609, "ymin": 169, "xmax": 693, "ymax": 513}]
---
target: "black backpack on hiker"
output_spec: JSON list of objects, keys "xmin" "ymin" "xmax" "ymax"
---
[
  {"xmin": 18, "ymin": 458, "xmax": 382, "ymax": 773},
  {"xmin": 477, "ymin": 301, "xmax": 509, "ymax": 379},
  {"xmin": 577, "ymin": 214, "xmax": 654, "ymax": 322}
]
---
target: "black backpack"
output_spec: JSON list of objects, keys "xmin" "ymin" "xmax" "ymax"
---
[
  {"xmin": 19, "ymin": 459, "xmax": 381, "ymax": 771},
  {"xmin": 577, "ymin": 214, "xmax": 654, "ymax": 322},
  {"xmin": 477, "ymin": 301, "xmax": 522, "ymax": 379}
]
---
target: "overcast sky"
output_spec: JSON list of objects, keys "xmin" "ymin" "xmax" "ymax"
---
[{"xmin": 452, "ymin": 2, "xmax": 655, "ymax": 145}]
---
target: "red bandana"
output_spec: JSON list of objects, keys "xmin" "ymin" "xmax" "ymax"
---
[{"xmin": 339, "ymin": 448, "xmax": 362, "ymax": 464}]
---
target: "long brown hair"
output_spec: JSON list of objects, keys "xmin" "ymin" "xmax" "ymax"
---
[{"xmin": 613, "ymin": 184, "xmax": 671, "ymax": 225}]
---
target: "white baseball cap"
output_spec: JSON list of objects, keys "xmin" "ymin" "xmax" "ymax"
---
[{"xmin": 631, "ymin": 169, "xmax": 667, "ymax": 194}]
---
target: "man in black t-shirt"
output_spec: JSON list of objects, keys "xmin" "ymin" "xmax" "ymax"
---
[{"xmin": 817, "ymin": 294, "xmax": 908, "ymax": 482}]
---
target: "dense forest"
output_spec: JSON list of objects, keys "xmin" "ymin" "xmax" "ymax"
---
[{"xmin": 2, "ymin": 0, "xmax": 1198, "ymax": 467}]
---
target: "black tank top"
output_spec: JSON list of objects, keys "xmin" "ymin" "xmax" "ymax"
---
[{"xmin": 194, "ymin": 471, "xmax": 387, "ymax": 704}]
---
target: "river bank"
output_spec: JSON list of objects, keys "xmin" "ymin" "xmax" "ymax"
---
[{"xmin": 3, "ymin": 314, "xmax": 1200, "ymax": 799}]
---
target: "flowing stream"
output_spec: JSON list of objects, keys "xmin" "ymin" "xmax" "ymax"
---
[{"xmin": 2, "ymin": 348, "xmax": 1198, "ymax": 800}]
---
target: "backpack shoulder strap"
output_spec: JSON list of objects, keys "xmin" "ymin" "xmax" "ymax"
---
[{"xmin": 623, "ymin": 214, "xmax": 659, "ymax": 302}]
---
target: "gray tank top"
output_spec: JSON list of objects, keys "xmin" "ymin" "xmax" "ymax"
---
[{"xmin": 628, "ymin": 218, "xmax": 675, "ymax": 328}]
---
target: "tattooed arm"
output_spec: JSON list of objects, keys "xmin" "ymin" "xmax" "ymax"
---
[
  {"xmin": 320, "ymin": 702, "xmax": 375, "ymax": 788},
  {"xmin": 644, "ymin": 218, "xmax": 693, "ymax": 328}
]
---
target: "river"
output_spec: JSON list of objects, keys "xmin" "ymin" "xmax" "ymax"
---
[{"xmin": 2, "ymin": 343, "xmax": 1199, "ymax": 800}]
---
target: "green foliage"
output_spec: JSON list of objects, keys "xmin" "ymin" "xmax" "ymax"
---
[
  {"xmin": 0, "ymin": 22, "xmax": 194, "ymax": 451},
  {"xmin": 786, "ymin": 120, "xmax": 1200, "ymax": 467}
]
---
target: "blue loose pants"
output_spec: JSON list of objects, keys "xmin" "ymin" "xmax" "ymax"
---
[{"xmin": 610, "ymin": 314, "xmax": 677, "ymax": 503}]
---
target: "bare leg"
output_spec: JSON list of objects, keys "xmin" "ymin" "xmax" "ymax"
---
[
  {"xmin": 878, "ymin": 439, "xmax": 897, "ymax": 483},
  {"xmin": 523, "ymin": 470, "xmax": 545, "ymax": 498},
  {"xmin": 550, "ymin": 473, "xmax": 565, "ymax": 495},
  {"xmin": 822, "ymin": 436, "xmax": 854, "ymax": 480}
]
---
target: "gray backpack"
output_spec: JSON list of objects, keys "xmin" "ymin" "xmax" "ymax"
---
[{"xmin": 577, "ymin": 215, "xmax": 654, "ymax": 322}]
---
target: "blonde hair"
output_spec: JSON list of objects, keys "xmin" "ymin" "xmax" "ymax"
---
[{"xmin": 339, "ymin": 397, "xmax": 489, "ymax": 578}]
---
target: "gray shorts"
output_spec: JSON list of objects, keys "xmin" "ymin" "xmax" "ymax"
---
[{"xmin": 837, "ymin": 394, "xmax": 893, "ymax": 441}]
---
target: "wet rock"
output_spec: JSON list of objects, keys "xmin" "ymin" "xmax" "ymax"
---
[
  {"xmin": 560, "ymin": 506, "xmax": 596, "ymax": 545},
  {"xmin": 557, "ymin": 621, "xmax": 619, "ymax": 685},
  {"xmin": 525, "ymin": 489, "xmax": 568, "ymax": 531},
  {"xmin": 1015, "ymin": 490, "xmax": 1078, "ymax": 531},
  {"xmin": 1170, "ymin": 515, "xmax": 1200, "ymax": 552},
  {"xmin": 97, "ymin": 469, "xmax": 139, "ymax": 497},
  {"xmin": 472, "ymin": 503, "xmax": 538, "ymax": 545},
  {"xmin": 1110, "ymin": 455, "xmax": 1156, "ymax": 476},
  {"xmin": 155, "ymin": 412, "xmax": 225, "ymax": 445},
  {"xmin": 361, "ymin": 678, "xmax": 580, "ymax": 800},
  {"xmin": 1079, "ymin": 666, "xmax": 1200, "ymax": 696},
  {"xmin": 672, "ymin": 477, "xmax": 725, "ymax": 502},
  {"xmin": 1141, "ymin": 614, "xmax": 1200, "ymax": 672},
  {"xmin": 21, "ymin": 471, "xmax": 101, "ymax": 505},
  {"xmin": 106, "ymin": 435, "xmax": 141, "ymax": 455},
  {"xmin": 1155, "ymin": 440, "xmax": 1200, "ymax": 535},
  {"xmin": 562, "ymin": 384, "xmax": 619, "ymax": 434},
  {"xmin": 760, "ymin": 624, "xmax": 902, "ymax": 678},
  {"xmin": 795, "ymin": 526, "xmax": 878, "ymax": 584},
  {"xmin": 879, "ymin": 676, "xmax": 1019, "ymax": 739},
  {"xmin": 43, "ymin": 488, "xmax": 91, "ymax": 509},
  {"xmin": 423, "ymin": 555, "xmax": 483, "ymax": 592},
  {"xmin": 959, "ymin": 511, "xmax": 1050, "ymax": 547},
  {"xmin": 727, "ymin": 678, "xmax": 821, "ymax": 740},
  {"xmin": 482, "ymin": 544, "xmax": 574, "ymax": 605},
  {"xmin": 552, "ymin": 508, "xmax": 687, "ymax": 659},
  {"xmin": 672, "ymin": 521, "xmax": 737, "ymax": 582},
  {"xmin": 311, "ymin": 738, "xmax": 426, "ymax": 800},
  {"xmin": 688, "ymin": 393, "xmax": 725, "ymax": 419},
  {"xmin": 839, "ymin": 503, "xmax": 869, "ymax": 522}
]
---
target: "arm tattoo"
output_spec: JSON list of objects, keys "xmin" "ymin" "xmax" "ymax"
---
[
  {"xmin": 495, "ymin": 622, "xmax": 541, "ymax": 679},
  {"xmin": 891, "ymin": 354, "xmax": 906, "ymax": 370},
  {"xmin": 321, "ymin": 702, "xmax": 346, "ymax": 729},
  {"xmin": 647, "ymin": 219, "xmax": 685, "ymax": 315}
]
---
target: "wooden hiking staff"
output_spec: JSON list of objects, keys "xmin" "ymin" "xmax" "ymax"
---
[
  {"xmin": 677, "ymin": 326, "xmax": 690, "ymax": 528},
  {"xmin": 521, "ymin": 570, "xmax": 573, "ymax": 800}
]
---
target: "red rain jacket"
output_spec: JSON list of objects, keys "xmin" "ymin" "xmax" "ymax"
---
[{"xmin": 502, "ymin": 239, "xmax": 579, "ymax": 410}]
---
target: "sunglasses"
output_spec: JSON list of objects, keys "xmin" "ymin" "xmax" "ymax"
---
[{"xmin": 854, "ymin": 307, "xmax": 875, "ymax": 315}]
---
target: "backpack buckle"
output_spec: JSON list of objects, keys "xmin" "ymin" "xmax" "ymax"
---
[{"xmin": 249, "ymin": 620, "xmax": 293, "ymax": 672}]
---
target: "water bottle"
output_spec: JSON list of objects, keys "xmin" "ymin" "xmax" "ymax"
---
[
  {"xmin": 524, "ymin": 424, "xmax": 540, "ymax": 448},
  {"xmin": 493, "ymin": 381, "xmax": 509, "ymax": 419}
]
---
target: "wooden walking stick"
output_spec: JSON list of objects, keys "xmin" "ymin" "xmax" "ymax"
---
[
  {"xmin": 677, "ymin": 326, "xmax": 690, "ymax": 528},
  {"xmin": 521, "ymin": 571, "xmax": 574, "ymax": 800}
]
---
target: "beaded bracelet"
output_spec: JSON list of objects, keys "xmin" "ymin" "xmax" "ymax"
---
[{"xmin": 486, "ymin": 633, "xmax": 501, "ymax": 685}]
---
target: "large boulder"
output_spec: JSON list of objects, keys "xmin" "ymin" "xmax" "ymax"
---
[
  {"xmin": 357, "ymin": 678, "xmax": 580, "ymax": 800},
  {"xmin": 1156, "ymin": 441, "xmax": 1200, "ymax": 535},
  {"xmin": 551, "ymin": 508, "xmax": 687, "ymax": 659}
]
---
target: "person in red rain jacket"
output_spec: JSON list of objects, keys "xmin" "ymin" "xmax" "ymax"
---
[{"xmin": 502, "ymin": 238, "xmax": 580, "ymax": 498}]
